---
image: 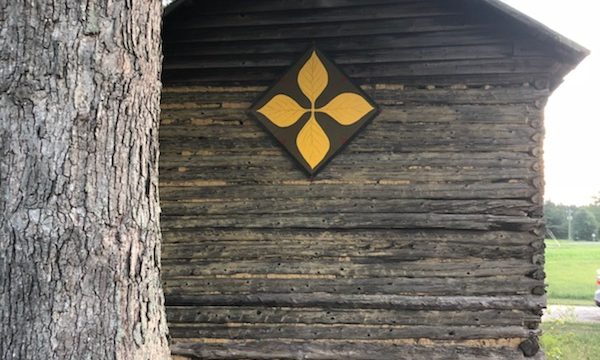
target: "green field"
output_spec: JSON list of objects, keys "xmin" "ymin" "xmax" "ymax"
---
[
  {"xmin": 541, "ymin": 321, "xmax": 600, "ymax": 360},
  {"xmin": 545, "ymin": 240, "xmax": 600, "ymax": 306}
]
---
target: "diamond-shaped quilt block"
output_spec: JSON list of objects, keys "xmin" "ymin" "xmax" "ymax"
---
[{"xmin": 249, "ymin": 47, "xmax": 379, "ymax": 176}]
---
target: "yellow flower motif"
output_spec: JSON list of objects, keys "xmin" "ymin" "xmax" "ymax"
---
[{"xmin": 258, "ymin": 51, "xmax": 374, "ymax": 170}]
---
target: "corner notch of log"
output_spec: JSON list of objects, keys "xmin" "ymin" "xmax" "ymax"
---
[{"xmin": 518, "ymin": 335, "xmax": 540, "ymax": 357}]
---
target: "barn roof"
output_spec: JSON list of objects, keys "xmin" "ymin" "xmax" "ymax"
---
[
  {"xmin": 473, "ymin": 0, "xmax": 589, "ymax": 62},
  {"xmin": 164, "ymin": 0, "xmax": 588, "ymax": 59},
  {"xmin": 163, "ymin": 0, "xmax": 589, "ymax": 89}
]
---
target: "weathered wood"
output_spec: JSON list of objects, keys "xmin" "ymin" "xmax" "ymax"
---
[
  {"xmin": 161, "ymin": 239, "xmax": 535, "ymax": 260},
  {"xmin": 166, "ymin": 306, "xmax": 540, "ymax": 327},
  {"xmin": 167, "ymin": 74, "xmax": 552, "ymax": 87},
  {"xmin": 159, "ymin": 182, "xmax": 537, "ymax": 200},
  {"xmin": 170, "ymin": 340, "xmax": 543, "ymax": 360},
  {"xmin": 161, "ymin": 124, "xmax": 537, "ymax": 145},
  {"xmin": 160, "ymin": 213, "xmax": 541, "ymax": 231},
  {"xmin": 169, "ymin": 0, "xmax": 422, "ymax": 16},
  {"xmin": 160, "ymin": 198, "xmax": 535, "ymax": 217},
  {"xmin": 159, "ymin": 150, "xmax": 537, "ymax": 167},
  {"xmin": 161, "ymin": 85, "xmax": 549, "ymax": 104},
  {"xmin": 168, "ymin": 322, "xmax": 536, "ymax": 340},
  {"xmin": 162, "ymin": 109, "xmax": 541, "ymax": 134},
  {"xmin": 160, "ymin": 170, "xmax": 536, "ymax": 186},
  {"xmin": 164, "ymin": 294, "xmax": 546, "ymax": 311},
  {"xmin": 161, "ymin": 258, "xmax": 539, "ymax": 278},
  {"xmin": 173, "ymin": 338, "xmax": 543, "ymax": 360},
  {"xmin": 163, "ymin": 29, "xmax": 504, "ymax": 57},
  {"xmin": 156, "ymin": 0, "xmax": 571, "ymax": 357},
  {"xmin": 160, "ymin": 166, "xmax": 537, "ymax": 182},
  {"xmin": 163, "ymin": 44, "xmax": 519, "ymax": 70},
  {"xmin": 163, "ymin": 276, "xmax": 540, "ymax": 296},
  {"xmin": 162, "ymin": 58, "xmax": 556, "ymax": 85},
  {"xmin": 160, "ymin": 111, "xmax": 537, "ymax": 128},
  {"xmin": 159, "ymin": 125, "xmax": 538, "ymax": 143},
  {"xmin": 169, "ymin": 2, "xmax": 461, "ymax": 29},
  {"xmin": 161, "ymin": 229, "xmax": 539, "ymax": 245},
  {"xmin": 159, "ymin": 138, "xmax": 539, "ymax": 155},
  {"xmin": 165, "ymin": 16, "xmax": 481, "ymax": 44}
]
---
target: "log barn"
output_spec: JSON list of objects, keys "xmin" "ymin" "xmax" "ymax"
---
[{"xmin": 159, "ymin": 0, "xmax": 587, "ymax": 359}]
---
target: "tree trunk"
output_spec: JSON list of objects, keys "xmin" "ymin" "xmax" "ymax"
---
[{"xmin": 0, "ymin": 1, "xmax": 170, "ymax": 359}]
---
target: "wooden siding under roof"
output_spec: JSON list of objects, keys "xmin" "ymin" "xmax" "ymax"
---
[{"xmin": 159, "ymin": 0, "xmax": 585, "ymax": 359}]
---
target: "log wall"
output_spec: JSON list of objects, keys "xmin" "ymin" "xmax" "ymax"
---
[{"xmin": 159, "ymin": 0, "xmax": 565, "ymax": 358}]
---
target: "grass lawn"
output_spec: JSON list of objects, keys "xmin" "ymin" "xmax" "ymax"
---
[
  {"xmin": 542, "ymin": 240, "xmax": 600, "ymax": 358},
  {"xmin": 541, "ymin": 321, "xmax": 600, "ymax": 360},
  {"xmin": 545, "ymin": 240, "xmax": 600, "ymax": 306}
]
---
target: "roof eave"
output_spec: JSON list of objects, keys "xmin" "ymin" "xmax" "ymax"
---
[
  {"xmin": 163, "ymin": 0, "xmax": 590, "ymax": 90},
  {"xmin": 477, "ymin": 0, "xmax": 590, "ymax": 63}
]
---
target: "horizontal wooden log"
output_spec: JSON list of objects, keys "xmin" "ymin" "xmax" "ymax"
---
[
  {"xmin": 164, "ymin": 294, "xmax": 546, "ymax": 311},
  {"xmin": 162, "ymin": 58, "xmax": 556, "ymax": 84},
  {"xmin": 160, "ymin": 198, "xmax": 535, "ymax": 217},
  {"xmin": 170, "ymin": 339, "xmax": 541, "ymax": 360},
  {"xmin": 160, "ymin": 149, "xmax": 536, "ymax": 167},
  {"xmin": 160, "ymin": 164, "xmax": 536, "ymax": 180},
  {"xmin": 165, "ymin": 16, "xmax": 480, "ymax": 44},
  {"xmin": 161, "ymin": 238, "xmax": 539, "ymax": 259},
  {"xmin": 160, "ymin": 151, "xmax": 536, "ymax": 169},
  {"xmin": 169, "ymin": 2, "xmax": 461, "ymax": 29},
  {"xmin": 160, "ymin": 106, "xmax": 542, "ymax": 129},
  {"xmin": 161, "ymin": 119, "xmax": 539, "ymax": 140},
  {"xmin": 158, "ymin": 138, "xmax": 538, "ymax": 155},
  {"xmin": 160, "ymin": 86, "xmax": 549, "ymax": 105},
  {"xmin": 158, "ymin": 116, "xmax": 541, "ymax": 156},
  {"xmin": 167, "ymin": 322, "xmax": 535, "ymax": 341},
  {"xmin": 161, "ymin": 113, "xmax": 539, "ymax": 133},
  {"xmin": 160, "ymin": 213, "xmax": 541, "ymax": 231},
  {"xmin": 159, "ymin": 137, "xmax": 538, "ymax": 155},
  {"xmin": 163, "ymin": 276, "xmax": 540, "ymax": 296},
  {"xmin": 158, "ymin": 126, "xmax": 542, "ymax": 156},
  {"xmin": 366, "ymin": 87, "xmax": 549, "ymax": 105},
  {"xmin": 160, "ymin": 148, "xmax": 537, "ymax": 164},
  {"xmin": 162, "ymin": 44, "xmax": 521, "ymax": 71},
  {"xmin": 159, "ymin": 182, "xmax": 536, "ymax": 201},
  {"xmin": 160, "ymin": 159, "xmax": 536, "ymax": 172},
  {"xmin": 158, "ymin": 114, "xmax": 541, "ymax": 131},
  {"xmin": 160, "ymin": 140, "xmax": 538, "ymax": 155},
  {"xmin": 158, "ymin": 121, "xmax": 538, "ymax": 139},
  {"xmin": 159, "ymin": 150, "xmax": 539, "ymax": 169},
  {"xmin": 159, "ymin": 112, "xmax": 543, "ymax": 131},
  {"xmin": 161, "ymin": 229, "xmax": 539, "ymax": 245},
  {"xmin": 160, "ymin": 168, "xmax": 538, "ymax": 186},
  {"xmin": 160, "ymin": 155, "xmax": 538, "ymax": 169},
  {"xmin": 168, "ymin": 0, "xmax": 421, "ymax": 17},
  {"xmin": 163, "ymin": 28, "xmax": 499, "ymax": 56},
  {"xmin": 160, "ymin": 170, "xmax": 536, "ymax": 186},
  {"xmin": 161, "ymin": 258, "xmax": 539, "ymax": 278},
  {"xmin": 161, "ymin": 238, "xmax": 535, "ymax": 260},
  {"xmin": 164, "ymin": 73, "xmax": 551, "ymax": 87},
  {"xmin": 166, "ymin": 306, "xmax": 540, "ymax": 327}
]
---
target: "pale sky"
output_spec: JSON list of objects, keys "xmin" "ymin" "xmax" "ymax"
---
[{"xmin": 501, "ymin": 0, "xmax": 599, "ymax": 206}]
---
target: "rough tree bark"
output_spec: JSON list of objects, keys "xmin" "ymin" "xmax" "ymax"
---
[{"xmin": 0, "ymin": 1, "xmax": 170, "ymax": 359}]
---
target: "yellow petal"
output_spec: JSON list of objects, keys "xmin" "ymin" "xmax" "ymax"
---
[
  {"xmin": 296, "ymin": 115, "xmax": 330, "ymax": 169},
  {"xmin": 257, "ymin": 94, "xmax": 307, "ymax": 127},
  {"xmin": 319, "ymin": 92, "xmax": 374, "ymax": 126},
  {"xmin": 297, "ymin": 51, "xmax": 328, "ymax": 104}
]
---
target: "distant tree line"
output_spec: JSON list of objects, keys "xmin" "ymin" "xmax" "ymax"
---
[{"xmin": 545, "ymin": 195, "xmax": 600, "ymax": 241}]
